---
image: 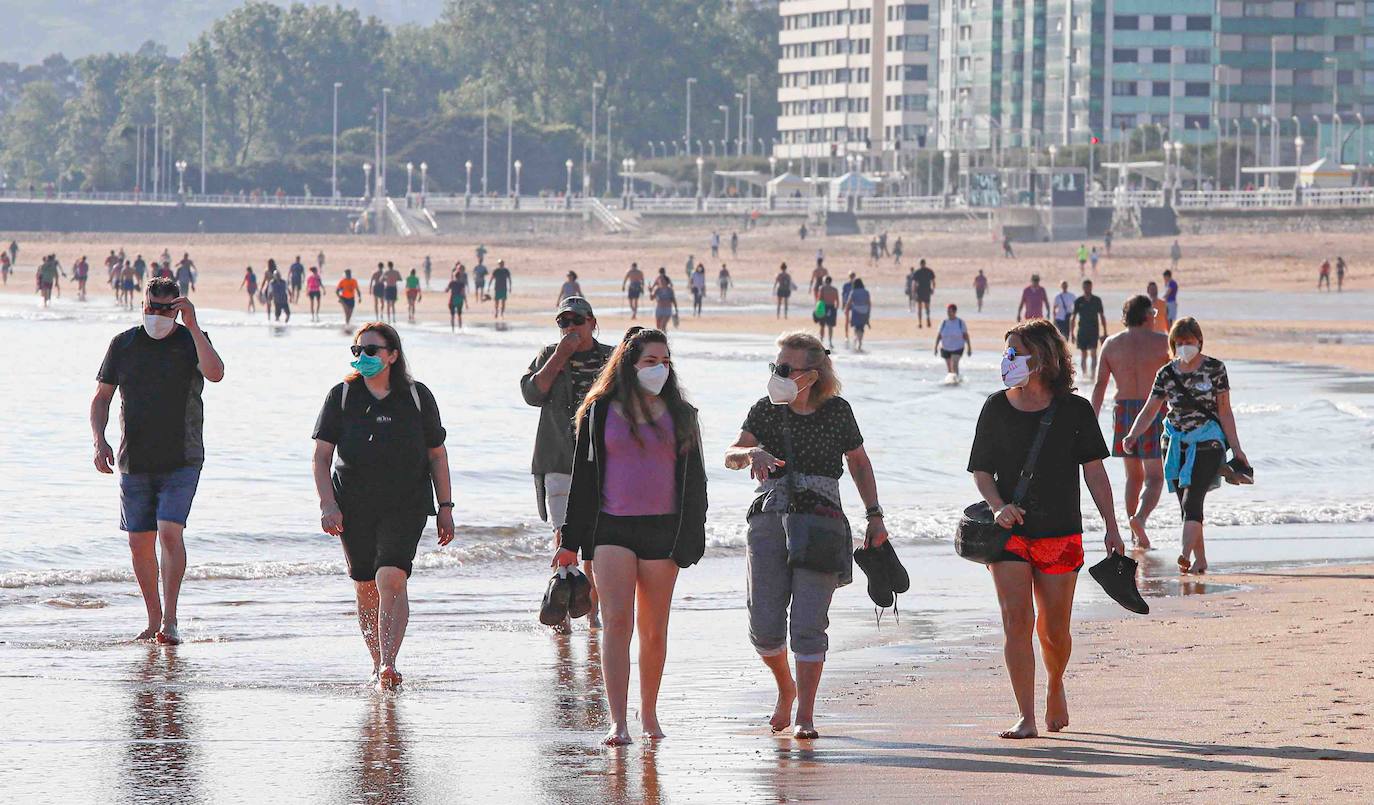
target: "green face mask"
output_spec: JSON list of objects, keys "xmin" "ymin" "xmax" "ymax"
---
[{"xmin": 350, "ymin": 353, "xmax": 385, "ymax": 377}]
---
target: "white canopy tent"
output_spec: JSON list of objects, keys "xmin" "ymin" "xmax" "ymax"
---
[{"xmin": 766, "ymin": 171, "xmax": 812, "ymax": 198}]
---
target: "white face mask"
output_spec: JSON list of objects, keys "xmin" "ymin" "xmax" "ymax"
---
[
  {"xmin": 767, "ymin": 373, "xmax": 799, "ymax": 405},
  {"xmin": 1000, "ymin": 354, "xmax": 1034, "ymax": 389},
  {"xmin": 636, "ymin": 363, "xmax": 670, "ymax": 396},
  {"xmin": 143, "ymin": 314, "xmax": 176, "ymax": 340},
  {"xmin": 1175, "ymin": 344, "xmax": 1200, "ymax": 362}
]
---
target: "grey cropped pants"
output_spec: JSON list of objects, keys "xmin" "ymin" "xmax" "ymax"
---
[{"xmin": 746, "ymin": 512, "xmax": 840, "ymax": 663}]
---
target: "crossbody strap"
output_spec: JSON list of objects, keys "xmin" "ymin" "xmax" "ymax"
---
[
  {"xmin": 779, "ymin": 409, "xmax": 800, "ymax": 510},
  {"xmin": 1011, "ymin": 399, "xmax": 1059, "ymax": 506}
]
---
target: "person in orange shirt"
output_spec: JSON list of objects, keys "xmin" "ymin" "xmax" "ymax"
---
[
  {"xmin": 1146, "ymin": 281, "xmax": 1169, "ymax": 334},
  {"xmin": 336, "ymin": 269, "xmax": 361, "ymax": 326}
]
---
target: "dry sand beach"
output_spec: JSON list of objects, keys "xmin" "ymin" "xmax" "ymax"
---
[{"xmin": 2, "ymin": 224, "xmax": 1371, "ymax": 803}]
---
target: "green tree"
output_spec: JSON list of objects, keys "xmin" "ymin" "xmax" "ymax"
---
[{"xmin": 1, "ymin": 81, "xmax": 66, "ymax": 184}]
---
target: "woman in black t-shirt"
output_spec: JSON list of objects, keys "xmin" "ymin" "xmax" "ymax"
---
[
  {"xmin": 312, "ymin": 322, "xmax": 454, "ymax": 692},
  {"xmin": 967, "ymin": 319, "xmax": 1123, "ymax": 740},
  {"xmin": 725, "ymin": 332, "xmax": 889, "ymax": 740}
]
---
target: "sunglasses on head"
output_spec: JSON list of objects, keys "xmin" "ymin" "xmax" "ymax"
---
[
  {"xmin": 350, "ymin": 344, "xmax": 391, "ymax": 357},
  {"xmin": 556, "ymin": 313, "xmax": 587, "ymax": 328},
  {"xmin": 147, "ymin": 300, "xmax": 177, "ymax": 311},
  {"xmin": 769, "ymin": 362, "xmax": 811, "ymax": 378}
]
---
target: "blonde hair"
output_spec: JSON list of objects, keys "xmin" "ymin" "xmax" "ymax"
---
[
  {"xmin": 1168, "ymin": 316, "xmax": 1204, "ymax": 355},
  {"xmin": 777, "ymin": 331, "xmax": 840, "ymax": 404}
]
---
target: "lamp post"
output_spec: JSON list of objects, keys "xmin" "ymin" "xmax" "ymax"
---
[
  {"xmin": 1334, "ymin": 113, "xmax": 1344, "ymax": 164},
  {"xmin": 464, "ymin": 160, "xmax": 473, "ymax": 196},
  {"xmin": 685, "ymin": 77, "xmax": 697, "ymax": 155},
  {"xmin": 331, "ymin": 81, "xmax": 341, "ymax": 198},
  {"xmin": 514, "ymin": 159, "xmax": 522, "ymax": 198},
  {"xmin": 406, "ymin": 161, "xmax": 414, "ymax": 196},
  {"xmin": 606, "ymin": 105, "xmax": 615, "ymax": 197},
  {"xmin": 1357, "ymin": 113, "xmax": 1366, "ymax": 182},
  {"xmin": 768, "ymin": 155, "xmax": 777, "ymax": 177},
  {"xmin": 942, "ymin": 149, "xmax": 952, "ymax": 197},
  {"xmin": 199, "ymin": 81, "xmax": 206, "ymax": 193},
  {"xmin": 659, "ymin": 141, "xmax": 667, "ymax": 158},
  {"xmin": 175, "ymin": 159, "xmax": 187, "ymax": 195},
  {"xmin": 1048, "ymin": 144, "xmax": 1058, "ymax": 169},
  {"xmin": 1312, "ymin": 114, "xmax": 1322, "ymax": 167},
  {"xmin": 565, "ymin": 158, "xmax": 574, "ymax": 199},
  {"xmin": 419, "ymin": 162, "xmax": 428, "ymax": 198},
  {"xmin": 621, "ymin": 158, "xmax": 629, "ymax": 197},
  {"xmin": 1294, "ymin": 135, "xmax": 1305, "ymax": 177},
  {"xmin": 626, "ymin": 158, "xmax": 636, "ymax": 198},
  {"xmin": 648, "ymin": 141, "xmax": 656, "ymax": 159},
  {"xmin": 362, "ymin": 162, "xmax": 372, "ymax": 198},
  {"xmin": 482, "ymin": 86, "xmax": 489, "ymax": 196},
  {"xmin": 1192, "ymin": 122, "xmax": 1203, "ymax": 189},
  {"xmin": 1233, "ymin": 118, "xmax": 1243, "ymax": 190},
  {"xmin": 719, "ymin": 105, "xmax": 730, "ymax": 155},
  {"xmin": 588, "ymin": 82, "xmax": 600, "ymax": 197},
  {"xmin": 380, "ymin": 87, "xmax": 390, "ymax": 199},
  {"xmin": 695, "ymin": 156, "xmax": 705, "ymax": 198},
  {"xmin": 736, "ymin": 92, "xmax": 745, "ymax": 156}
]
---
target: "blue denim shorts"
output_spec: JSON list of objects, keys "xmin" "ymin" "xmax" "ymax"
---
[{"xmin": 120, "ymin": 466, "xmax": 202, "ymax": 532}]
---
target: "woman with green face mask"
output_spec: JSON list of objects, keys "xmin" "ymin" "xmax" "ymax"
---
[{"xmin": 311, "ymin": 322, "xmax": 455, "ymax": 691}]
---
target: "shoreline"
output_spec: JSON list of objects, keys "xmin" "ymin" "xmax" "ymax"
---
[{"xmin": 810, "ymin": 562, "xmax": 1374, "ymax": 802}]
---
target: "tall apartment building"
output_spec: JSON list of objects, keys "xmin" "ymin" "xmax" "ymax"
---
[
  {"xmin": 928, "ymin": 1, "xmax": 1374, "ymax": 151},
  {"xmin": 775, "ymin": 1, "xmax": 937, "ymax": 163}
]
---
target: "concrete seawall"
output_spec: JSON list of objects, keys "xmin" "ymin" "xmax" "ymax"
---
[{"xmin": 0, "ymin": 200, "xmax": 355, "ymax": 234}]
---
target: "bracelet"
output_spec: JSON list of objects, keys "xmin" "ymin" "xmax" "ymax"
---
[{"xmin": 437, "ymin": 501, "xmax": 455, "ymax": 509}]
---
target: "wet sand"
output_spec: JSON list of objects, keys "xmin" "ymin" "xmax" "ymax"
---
[{"xmin": 4, "ymin": 228, "xmax": 1370, "ymax": 371}]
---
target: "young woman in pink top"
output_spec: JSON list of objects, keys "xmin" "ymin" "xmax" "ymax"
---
[
  {"xmin": 306, "ymin": 267, "xmax": 324, "ymax": 322},
  {"xmin": 554, "ymin": 327, "xmax": 707, "ymax": 746}
]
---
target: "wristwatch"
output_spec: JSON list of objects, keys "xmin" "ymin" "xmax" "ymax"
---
[
  {"xmin": 437, "ymin": 501, "xmax": 455, "ymax": 509},
  {"xmin": 865, "ymin": 504, "xmax": 884, "ymax": 519}
]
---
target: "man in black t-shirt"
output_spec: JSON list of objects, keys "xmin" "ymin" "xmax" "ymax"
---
[
  {"xmin": 1068, "ymin": 279, "xmax": 1108, "ymax": 375},
  {"xmin": 519, "ymin": 296, "xmax": 612, "ymax": 631},
  {"xmin": 912, "ymin": 260, "xmax": 936, "ymax": 328},
  {"xmin": 91, "ymin": 277, "xmax": 225, "ymax": 645}
]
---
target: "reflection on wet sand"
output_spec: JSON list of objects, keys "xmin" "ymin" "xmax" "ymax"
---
[
  {"xmin": 351, "ymin": 696, "xmax": 410, "ymax": 804},
  {"xmin": 550, "ymin": 632, "xmax": 607, "ymax": 733},
  {"xmin": 1135, "ymin": 549, "xmax": 1229, "ymax": 598},
  {"xmin": 599, "ymin": 745, "xmax": 667, "ymax": 805},
  {"xmin": 123, "ymin": 646, "xmax": 198, "ymax": 804}
]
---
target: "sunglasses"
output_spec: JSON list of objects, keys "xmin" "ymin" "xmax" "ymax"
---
[
  {"xmin": 556, "ymin": 313, "xmax": 587, "ymax": 328},
  {"xmin": 350, "ymin": 344, "xmax": 392, "ymax": 357},
  {"xmin": 769, "ymin": 362, "xmax": 811, "ymax": 378},
  {"xmin": 1004, "ymin": 347, "xmax": 1020, "ymax": 360},
  {"xmin": 147, "ymin": 300, "xmax": 177, "ymax": 311}
]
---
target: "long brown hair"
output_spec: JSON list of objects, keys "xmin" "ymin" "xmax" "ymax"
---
[
  {"xmin": 345, "ymin": 321, "xmax": 412, "ymax": 389},
  {"xmin": 1005, "ymin": 318, "xmax": 1076, "ymax": 397},
  {"xmin": 575, "ymin": 327, "xmax": 696, "ymax": 451}
]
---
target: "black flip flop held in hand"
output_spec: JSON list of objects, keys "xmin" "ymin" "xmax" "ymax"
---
[{"xmin": 852, "ymin": 545, "xmax": 894, "ymax": 608}]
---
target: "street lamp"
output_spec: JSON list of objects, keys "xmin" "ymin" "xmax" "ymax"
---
[
  {"xmin": 513, "ymin": 159, "xmax": 522, "ymax": 197},
  {"xmin": 1294, "ymin": 135, "xmax": 1305, "ymax": 174},
  {"xmin": 565, "ymin": 158, "xmax": 574, "ymax": 198},
  {"xmin": 1334, "ymin": 113, "xmax": 1344, "ymax": 164},
  {"xmin": 1048, "ymin": 144, "xmax": 1058, "ymax": 168},
  {"xmin": 942, "ymin": 149, "xmax": 952, "ymax": 196},
  {"xmin": 1312, "ymin": 114, "xmax": 1322, "ymax": 166},
  {"xmin": 685, "ymin": 77, "xmax": 697, "ymax": 154},
  {"xmin": 719, "ymin": 104, "xmax": 730, "ymax": 155},
  {"xmin": 768, "ymin": 155, "xmax": 777, "ymax": 177},
  {"xmin": 420, "ymin": 162, "xmax": 428, "ymax": 198},
  {"xmin": 362, "ymin": 162, "xmax": 372, "ymax": 198},
  {"xmin": 175, "ymin": 159, "xmax": 187, "ymax": 194},
  {"xmin": 695, "ymin": 156, "xmax": 705, "ymax": 198},
  {"xmin": 735, "ymin": 92, "xmax": 745, "ymax": 157},
  {"xmin": 621, "ymin": 158, "xmax": 629, "ymax": 197},
  {"xmin": 626, "ymin": 158, "xmax": 636, "ymax": 197},
  {"xmin": 406, "ymin": 161, "xmax": 414, "ymax": 196},
  {"xmin": 465, "ymin": 160, "xmax": 473, "ymax": 196},
  {"xmin": 1357, "ymin": 113, "xmax": 1366, "ymax": 181},
  {"xmin": 200, "ymin": 82, "xmax": 207, "ymax": 196},
  {"xmin": 647, "ymin": 141, "xmax": 656, "ymax": 159},
  {"xmin": 331, "ymin": 81, "xmax": 342, "ymax": 198},
  {"xmin": 606, "ymin": 105, "xmax": 616, "ymax": 197}
]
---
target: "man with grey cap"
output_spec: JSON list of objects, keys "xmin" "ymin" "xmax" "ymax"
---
[{"xmin": 520, "ymin": 295, "xmax": 612, "ymax": 630}]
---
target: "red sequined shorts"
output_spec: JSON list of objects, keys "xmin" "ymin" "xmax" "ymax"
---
[{"xmin": 999, "ymin": 533, "xmax": 1084, "ymax": 574}]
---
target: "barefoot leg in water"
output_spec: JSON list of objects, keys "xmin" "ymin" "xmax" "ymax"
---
[
  {"xmin": 375, "ymin": 567, "xmax": 410, "ymax": 690},
  {"xmin": 991, "ymin": 562, "xmax": 1039, "ymax": 739},
  {"xmin": 760, "ymin": 652, "xmax": 796, "ymax": 733}
]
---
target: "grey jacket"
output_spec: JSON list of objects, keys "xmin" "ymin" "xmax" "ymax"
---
[{"xmin": 520, "ymin": 340, "xmax": 613, "ymax": 476}]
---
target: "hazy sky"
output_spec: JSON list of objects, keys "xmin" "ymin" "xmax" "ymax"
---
[{"xmin": 2, "ymin": 0, "xmax": 440, "ymax": 64}]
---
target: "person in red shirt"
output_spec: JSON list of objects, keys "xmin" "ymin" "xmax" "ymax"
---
[{"xmin": 1017, "ymin": 274, "xmax": 1049, "ymax": 321}]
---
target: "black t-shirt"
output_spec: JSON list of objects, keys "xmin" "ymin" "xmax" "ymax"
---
[
  {"xmin": 313, "ymin": 379, "xmax": 447, "ymax": 513},
  {"xmin": 967, "ymin": 391, "xmax": 1109, "ymax": 539},
  {"xmin": 491, "ymin": 267, "xmax": 511, "ymax": 291},
  {"xmin": 97, "ymin": 325, "xmax": 207, "ymax": 474},
  {"xmin": 1073, "ymin": 295, "xmax": 1104, "ymax": 339},
  {"xmin": 914, "ymin": 267, "xmax": 935, "ymax": 295},
  {"xmin": 742, "ymin": 396, "xmax": 864, "ymax": 480}
]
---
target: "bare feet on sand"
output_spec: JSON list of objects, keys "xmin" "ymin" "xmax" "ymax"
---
[
  {"xmin": 602, "ymin": 725, "xmax": 633, "ymax": 746},
  {"xmin": 1128, "ymin": 515, "xmax": 1152, "ymax": 550},
  {"xmin": 587, "ymin": 606, "xmax": 601, "ymax": 630},
  {"xmin": 1190, "ymin": 561, "xmax": 1208, "ymax": 575},
  {"xmin": 135, "ymin": 626, "xmax": 158, "ymax": 641},
  {"xmin": 1046, "ymin": 684, "xmax": 1070, "ymax": 732},
  {"xmin": 792, "ymin": 722, "xmax": 819, "ymax": 740},
  {"xmin": 551, "ymin": 616, "xmax": 572, "ymax": 635},
  {"xmin": 156, "ymin": 623, "xmax": 182, "ymax": 645},
  {"xmin": 1177, "ymin": 554, "xmax": 1192, "ymax": 574},
  {"xmin": 641, "ymin": 718, "xmax": 666, "ymax": 741},
  {"xmin": 769, "ymin": 679, "xmax": 797, "ymax": 733},
  {"xmin": 1000, "ymin": 716, "xmax": 1039, "ymax": 739}
]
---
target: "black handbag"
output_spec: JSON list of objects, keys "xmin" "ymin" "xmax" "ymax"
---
[
  {"xmin": 779, "ymin": 412, "xmax": 852, "ymax": 574},
  {"xmin": 956, "ymin": 400, "xmax": 1058, "ymax": 564}
]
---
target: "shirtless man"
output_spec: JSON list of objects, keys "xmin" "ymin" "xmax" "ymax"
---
[
  {"xmin": 1091, "ymin": 295, "xmax": 1170, "ymax": 549},
  {"xmin": 774, "ymin": 263, "xmax": 797, "ymax": 318},
  {"xmin": 623, "ymin": 262, "xmax": 646, "ymax": 319},
  {"xmin": 808, "ymin": 261, "xmax": 829, "ymax": 301},
  {"xmin": 382, "ymin": 261, "xmax": 403, "ymax": 323},
  {"xmin": 815, "ymin": 275, "xmax": 840, "ymax": 349}
]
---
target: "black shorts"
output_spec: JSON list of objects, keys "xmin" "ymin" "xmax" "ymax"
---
[
  {"xmin": 589, "ymin": 513, "xmax": 677, "ymax": 561},
  {"xmin": 1076, "ymin": 331, "xmax": 1100, "ymax": 351},
  {"xmin": 308, "ymin": 291, "xmax": 321, "ymax": 299},
  {"xmin": 339, "ymin": 506, "xmax": 428, "ymax": 581},
  {"xmin": 916, "ymin": 291, "xmax": 932, "ymax": 303},
  {"xmin": 385, "ymin": 286, "xmax": 398, "ymax": 302},
  {"xmin": 940, "ymin": 349, "xmax": 962, "ymax": 359}
]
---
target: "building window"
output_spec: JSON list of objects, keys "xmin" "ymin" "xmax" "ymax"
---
[
  {"xmin": 1241, "ymin": 2, "xmax": 1269, "ymax": 18},
  {"xmin": 1153, "ymin": 48, "xmax": 1171, "ymax": 64},
  {"xmin": 1185, "ymin": 15, "xmax": 1211, "ymax": 30},
  {"xmin": 1152, "ymin": 81, "xmax": 1170, "ymax": 97},
  {"xmin": 1150, "ymin": 114, "xmax": 1169, "ymax": 127},
  {"xmin": 1112, "ymin": 80, "xmax": 1138, "ymax": 96},
  {"xmin": 1336, "ymin": 1, "xmax": 1357, "ymax": 17},
  {"xmin": 1112, "ymin": 113, "xmax": 1137, "ymax": 130},
  {"xmin": 901, "ymin": 64, "xmax": 928, "ymax": 81},
  {"xmin": 1183, "ymin": 114, "xmax": 1211, "ymax": 130},
  {"xmin": 1295, "ymin": 69, "xmax": 1317, "ymax": 86},
  {"xmin": 1185, "ymin": 48, "xmax": 1210, "ymax": 64},
  {"xmin": 1335, "ymin": 35, "xmax": 1355, "ymax": 51},
  {"xmin": 1113, "ymin": 48, "xmax": 1138, "ymax": 63},
  {"xmin": 1114, "ymin": 14, "xmax": 1139, "ymax": 30},
  {"xmin": 1241, "ymin": 35, "xmax": 1269, "ymax": 51},
  {"xmin": 959, "ymin": 25, "xmax": 972, "ymax": 41},
  {"xmin": 1338, "ymin": 69, "xmax": 1355, "ymax": 85},
  {"xmin": 1153, "ymin": 15, "xmax": 1172, "ymax": 30},
  {"xmin": 1294, "ymin": 1, "xmax": 1316, "ymax": 17},
  {"xmin": 1185, "ymin": 82, "xmax": 1210, "ymax": 97}
]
